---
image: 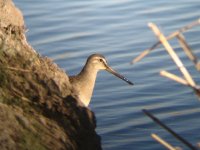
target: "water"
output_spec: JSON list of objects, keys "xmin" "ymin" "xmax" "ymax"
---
[{"xmin": 14, "ymin": 0, "xmax": 200, "ymax": 149}]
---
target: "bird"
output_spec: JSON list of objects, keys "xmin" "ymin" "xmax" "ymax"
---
[{"xmin": 69, "ymin": 54, "xmax": 133, "ymax": 106}]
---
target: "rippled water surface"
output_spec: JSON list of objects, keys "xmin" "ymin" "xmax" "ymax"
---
[{"xmin": 14, "ymin": 0, "xmax": 200, "ymax": 149}]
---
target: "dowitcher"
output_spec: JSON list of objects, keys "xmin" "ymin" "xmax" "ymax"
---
[{"xmin": 69, "ymin": 54, "xmax": 133, "ymax": 106}]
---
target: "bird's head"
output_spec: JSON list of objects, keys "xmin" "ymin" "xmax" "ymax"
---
[{"xmin": 86, "ymin": 54, "xmax": 133, "ymax": 85}]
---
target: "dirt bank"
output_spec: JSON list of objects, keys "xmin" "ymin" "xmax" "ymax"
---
[{"xmin": 0, "ymin": 0, "xmax": 101, "ymax": 149}]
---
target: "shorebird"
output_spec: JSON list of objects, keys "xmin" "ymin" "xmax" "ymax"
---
[{"xmin": 69, "ymin": 54, "xmax": 133, "ymax": 106}]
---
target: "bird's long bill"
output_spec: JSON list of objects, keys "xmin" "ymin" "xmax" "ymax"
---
[{"xmin": 106, "ymin": 66, "xmax": 134, "ymax": 85}]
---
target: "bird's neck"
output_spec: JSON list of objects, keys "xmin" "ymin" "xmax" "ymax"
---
[
  {"xmin": 79, "ymin": 65, "xmax": 98, "ymax": 83},
  {"xmin": 77, "ymin": 63, "xmax": 98, "ymax": 106}
]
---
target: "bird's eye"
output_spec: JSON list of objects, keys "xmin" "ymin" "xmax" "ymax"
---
[{"xmin": 99, "ymin": 59, "xmax": 103, "ymax": 62}]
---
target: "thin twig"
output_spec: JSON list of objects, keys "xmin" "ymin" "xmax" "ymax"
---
[
  {"xmin": 151, "ymin": 133, "xmax": 182, "ymax": 150},
  {"xmin": 131, "ymin": 18, "xmax": 200, "ymax": 64},
  {"xmin": 149, "ymin": 22, "xmax": 196, "ymax": 87},
  {"xmin": 143, "ymin": 109, "xmax": 198, "ymax": 150}
]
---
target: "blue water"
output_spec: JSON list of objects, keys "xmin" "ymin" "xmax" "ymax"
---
[{"xmin": 14, "ymin": 0, "xmax": 200, "ymax": 149}]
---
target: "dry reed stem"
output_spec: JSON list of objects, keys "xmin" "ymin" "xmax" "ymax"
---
[
  {"xmin": 151, "ymin": 133, "xmax": 182, "ymax": 150},
  {"xmin": 4, "ymin": 66, "xmax": 30, "ymax": 72},
  {"xmin": 148, "ymin": 22, "xmax": 196, "ymax": 87},
  {"xmin": 160, "ymin": 70, "xmax": 200, "ymax": 90},
  {"xmin": 160, "ymin": 70, "xmax": 188, "ymax": 86},
  {"xmin": 143, "ymin": 109, "xmax": 198, "ymax": 150},
  {"xmin": 131, "ymin": 19, "xmax": 200, "ymax": 64},
  {"xmin": 176, "ymin": 33, "xmax": 200, "ymax": 70}
]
